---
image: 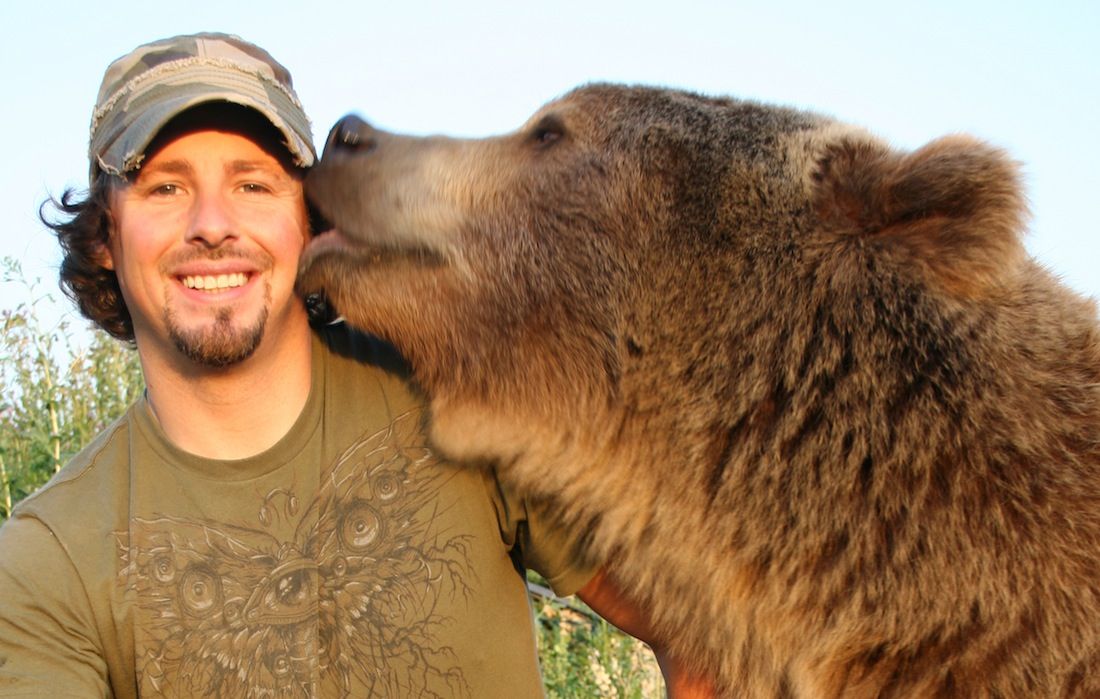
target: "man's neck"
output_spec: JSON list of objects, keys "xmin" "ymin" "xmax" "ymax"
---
[{"xmin": 139, "ymin": 324, "xmax": 314, "ymax": 461}]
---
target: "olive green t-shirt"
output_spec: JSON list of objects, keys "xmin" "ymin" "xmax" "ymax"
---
[{"xmin": 0, "ymin": 330, "xmax": 592, "ymax": 698}]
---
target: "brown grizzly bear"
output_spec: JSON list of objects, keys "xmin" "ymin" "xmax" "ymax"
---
[{"xmin": 297, "ymin": 84, "xmax": 1100, "ymax": 697}]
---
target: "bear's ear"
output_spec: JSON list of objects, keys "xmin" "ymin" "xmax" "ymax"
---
[{"xmin": 812, "ymin": 133, "xmax": 1028, "ymax": 298}]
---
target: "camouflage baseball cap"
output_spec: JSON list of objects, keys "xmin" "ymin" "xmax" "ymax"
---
[{"xmin": 89, "ymin": 32, "xmax": 315, "ymax": 180}]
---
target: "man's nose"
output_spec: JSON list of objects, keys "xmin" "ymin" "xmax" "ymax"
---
[{"xmin": 185, "ymin": 190, "xmax": 237, "ymax": 247}]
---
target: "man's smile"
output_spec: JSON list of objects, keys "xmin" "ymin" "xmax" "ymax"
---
[{"xmin": 181, "ymin": 272, "xmax": 250, "ymax": 291}]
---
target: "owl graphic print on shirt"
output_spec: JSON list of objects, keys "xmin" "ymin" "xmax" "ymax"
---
[{"xmin": 116, "ymin": 410, "xmax": 477, "ymax": 698}]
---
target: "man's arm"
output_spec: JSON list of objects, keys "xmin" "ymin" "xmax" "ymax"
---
[
  {"xmin": 0, "ymin": 515, "xmax": 109, "ymax": 697},
  {"xmin": 577, "ymin": 566, "xmax": 717, "ymax": 699}
]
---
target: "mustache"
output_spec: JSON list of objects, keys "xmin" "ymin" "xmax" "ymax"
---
[{"xmin": 158, "ymin": 245, "xmax": 274, "ymax": 273}]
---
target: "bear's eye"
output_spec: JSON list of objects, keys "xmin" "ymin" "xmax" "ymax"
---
[{"xmin": 530, "ymin": 115, "xmax": 566, "ymax": 149}]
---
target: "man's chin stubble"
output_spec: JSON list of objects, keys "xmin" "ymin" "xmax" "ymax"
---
[{"xmin": 166, "ymin": 306, "xmax": 269, "ymax": 369}]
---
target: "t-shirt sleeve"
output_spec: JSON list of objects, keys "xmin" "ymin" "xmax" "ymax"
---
[
  {"xmin": 0, "ymin": 515, "xmax": 109, "ymax": 697},
  {"xmin": 521, "ymin": 498, "xmax": 599, "ymax": 597},
  {"xmin": 481, "ymin": 467, "xmax": 598, "ymax": 598}
]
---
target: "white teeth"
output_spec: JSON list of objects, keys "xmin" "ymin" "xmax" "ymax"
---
[{"xmin": 182, "ymin": 273, "xmax": 248, "ymax": 291}]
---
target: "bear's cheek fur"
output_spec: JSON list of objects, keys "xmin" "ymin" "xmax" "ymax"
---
[{"xmin": 414, "ymin": 222, "xmax": 638, "ymax": 471}]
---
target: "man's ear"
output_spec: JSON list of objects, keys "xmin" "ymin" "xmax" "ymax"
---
[
  {"xmin": 96, "ymin": 206, "xmax": 117, "ymax": 271},
  {"xmin": 94, "ymin": 241, "xmax": 115, "ymax": 271}
]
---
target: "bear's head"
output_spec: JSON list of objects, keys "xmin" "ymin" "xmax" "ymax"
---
[
  {"xmin": 298, "ymin": 84, "xmax": 1029, "ymax": 470},
  {"xmin": 299, "ymin": 84, "xmax": 1100, "ymax": 696}
]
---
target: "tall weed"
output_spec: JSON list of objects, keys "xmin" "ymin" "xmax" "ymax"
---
[{"xmin": 0, "ymin": 258, "xmax": 143, "ymax": 518}]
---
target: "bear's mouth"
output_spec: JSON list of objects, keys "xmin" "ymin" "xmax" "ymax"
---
[{"xmin": 304, "ymin": 228, "xmax": 448, "ymax": 269}]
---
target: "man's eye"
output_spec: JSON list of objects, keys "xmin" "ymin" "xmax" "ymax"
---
[
  {"xmin": 151, "ymin": 183, "xmax": 180, "ymax": 196},
  {"xmin": 240, "ymin": 182, "xmax": 271, "ymax": 194}
]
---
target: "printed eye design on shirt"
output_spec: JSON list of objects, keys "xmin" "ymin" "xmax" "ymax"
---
[{"xmin": 117, "ymin": 411, "xmax": 476, "ymax": 698}]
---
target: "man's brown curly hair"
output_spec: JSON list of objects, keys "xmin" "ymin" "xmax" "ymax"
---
[{"xmin": 40, "ymin": 173, "xmax": 134, "ymax": 342}]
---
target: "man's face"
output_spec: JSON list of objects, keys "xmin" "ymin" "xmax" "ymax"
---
[{"xmin": 106, "ymin": 126, "xmax": 310, "ymax": 369}]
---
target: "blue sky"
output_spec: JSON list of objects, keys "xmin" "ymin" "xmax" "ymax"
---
[{"xmin": 1, "ymin": 0, "xmax": 1096, "ymax": 337}]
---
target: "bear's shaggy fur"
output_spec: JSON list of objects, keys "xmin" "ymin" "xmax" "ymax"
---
[{"xmin": 298, "ymin": 85, "xmax": 1100, "ymax": 697}]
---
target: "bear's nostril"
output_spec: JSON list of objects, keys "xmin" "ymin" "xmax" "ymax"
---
[
  {"xmin": 337, "ymin": 125, "xmax": 373, "ymax": 151},
  {"xmin": 327, "ymin": 115, "xmax": 376, "ymax": 154}
]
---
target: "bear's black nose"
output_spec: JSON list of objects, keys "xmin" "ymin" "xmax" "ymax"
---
[{"xmin": 325, "ymin": 114, "xmax": 376, "ymax": 154}]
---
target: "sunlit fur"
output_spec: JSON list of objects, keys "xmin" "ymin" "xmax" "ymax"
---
[{"xmin": 299, "ymin": 85, "xmax": 1100, "ymax": 698}]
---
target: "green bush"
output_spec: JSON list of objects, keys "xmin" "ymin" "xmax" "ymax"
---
[
  {"xmin": 0, "ymin": 256, "xmax": 665, "ymax": 696},
  {"xmin": 529, "ymin": 572, "xmax": 665, "ymax": 698},
  {"xmin": 0, "ymin": 259, "xmax": 143, "ymax": 519}
]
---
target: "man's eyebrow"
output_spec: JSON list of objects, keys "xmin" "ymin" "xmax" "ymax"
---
[
  {"xmin": 227, "ymin": 159, "xmax": 285, "ymax": 176},
  {"xmin": 133, "ymin": 158, "xmax": 289, "ymax": 181},
  {"xmin": 139, "ymin": 159, "xmax": 194, "ymax": 178}
]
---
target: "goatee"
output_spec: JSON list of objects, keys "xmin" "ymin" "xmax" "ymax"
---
[{"xmin": 166, "ymin": 305, "xmax": 268, "ymax": 368}]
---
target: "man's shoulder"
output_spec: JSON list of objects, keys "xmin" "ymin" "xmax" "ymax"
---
[
  {"xmin": 316, "ymin": 322, "xmax": 412, "ymax": 376},
  {"xmin": 315, "ymin": 323, "xmax": 427, "ymax": 407},
  {"xmin": 12, "ymin": 406, "xmax": 134, "ymax": 528}
]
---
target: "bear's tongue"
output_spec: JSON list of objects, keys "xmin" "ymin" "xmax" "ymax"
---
[{"xmin": 306, "ymin": 228, "xmax": 353, "ymax": 255}]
